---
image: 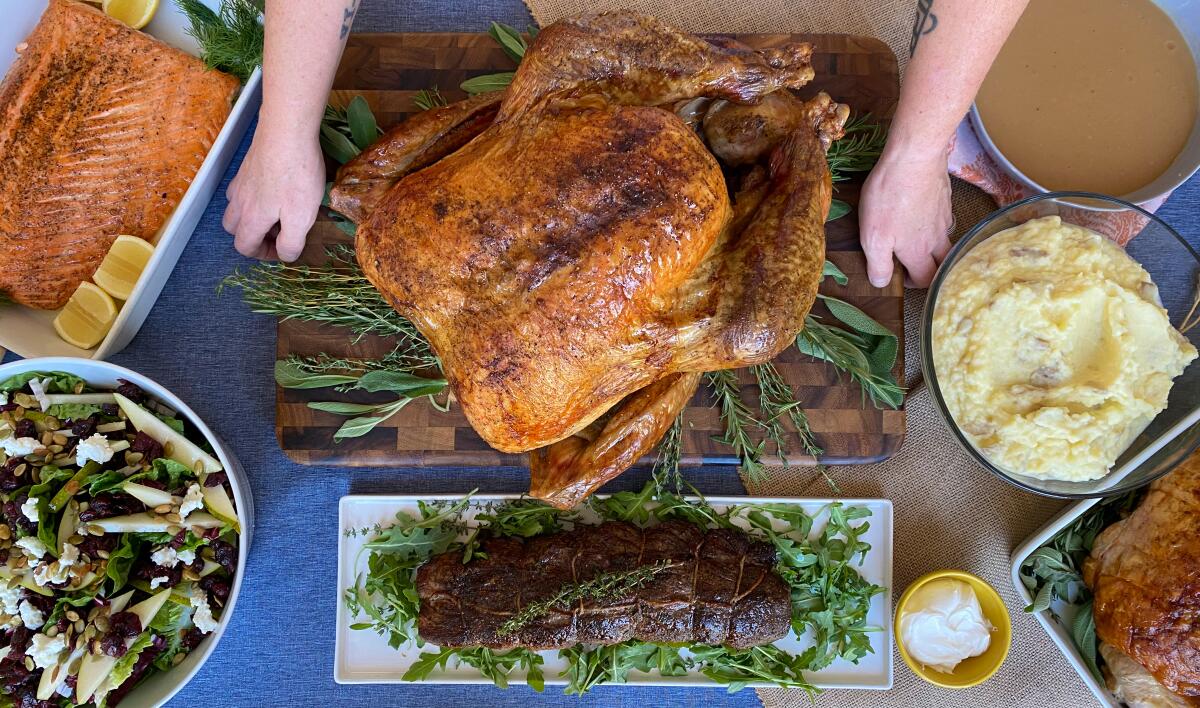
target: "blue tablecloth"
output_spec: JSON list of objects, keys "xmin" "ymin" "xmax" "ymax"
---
[{"xmin": 6, "ymin": 3, "xmax": 1200, "ymax": 706}]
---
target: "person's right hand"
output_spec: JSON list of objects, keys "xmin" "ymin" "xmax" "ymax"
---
[{"xmin": 222, "ymin": 127, "xmax": 325, "ymax": 262}]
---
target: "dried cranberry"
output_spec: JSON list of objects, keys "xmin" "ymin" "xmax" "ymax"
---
[
  {"xmin": 0, "ymin": 654, "xmax": 34, "ymax": 693},
  {"xmin": 100, "ymin": 403, "xmax": 119, "ymax": 417},
  {"xmin": 114, "ymin": 379, "xmax": 146, "ymax": 404},
  {"xmin": 105, "ymin": 634, "xmax": 166, "ymax": 707},
  {"xmin": 181, "ymin": 627, "xmax": 204, "ymax": 651},
  {"xmin": 168, "ymin": 530, "xmax": 188, "ymax": 549},
  {"xmin": 0, "ymin": 403, "xmax": 17, "ymax": 413},
  {"xmin": 64, "ymin": 672, "xmax": 76, "ymax": 689},
  {"xmin": 211, "ymin": 539, "xmax": 237, "ymax": 575},
  {"xmin": 15, "ymin": 685, "xmax": 58, "ymax": 708},
  {"xmin": 201, "ymin": 527, "xmax": 221, "ymax": 541},
  {"xmin": 12, "ymin": 420, "xmax": 35, "ymax": 440},
  {"xmin": 130, "ymin": 431, "xmax": 163, "ymax": 462},
  {"xmin": 203, "ymin": 471, "xmax": 228, "ymax": 488},
  {"xmin": 0, "ymin": 459, "xmax": 21, "ymax": 492},
  {"xmin": 4, "ymin": 626, "xmax": 31, "ymax": 659},
  {"xmin": 137, "ymin": 478, "xmax": 165, "ymax": 491},
  {"xmin": 5, "ymin": 496, "xmax": 36, "ymax": 536},
  {"xmin": 79, "ymin": 492, "xmax": 141, "ymax": 522},
  {"xmin": 76, "ymin": 532, "xmax": 118, "ymax": 557},
  {"xmin": 70, "ymin": 416, "xmax": 97, "ymax": 438},
  {"xmin": 20, "ymin": 592, "xmax": 52, "ymax": 620},
  {"xmin": 101, "ymin": 611, "xmax": 143, "ymax": 657},
  {"xmin": 200, "ymin": 576, "xmax": 231, "ymax": 605}
]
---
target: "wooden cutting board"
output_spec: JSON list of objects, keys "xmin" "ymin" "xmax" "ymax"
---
[{"xmin": 277, "ymin": 31, "xmax": 904, "ymax": 467}]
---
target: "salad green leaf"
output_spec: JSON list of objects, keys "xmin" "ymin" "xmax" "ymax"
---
[
  {"xmin": 150, "ymin": 602, "xmax": 190, "ymax": 672},
  {"xmin": 106, "ymin": 535, "xmax": 143, "ymax": 592},
  {"xmin": 127, "ymin": 458, "xmax": 195, "ymax": 491},
  {"xmin": 0, "ymin": 371, "xmax": 84, "ymax": 394},
  {"xmin": 46, "ymin": 402, "xmax": 103, "ymax": 420},
  {"xmin": 108, "ymin": 631, "xmax": 157, "ymax": 693}
]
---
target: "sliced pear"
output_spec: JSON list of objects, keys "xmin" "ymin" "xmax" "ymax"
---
[
  {"xmin": 109, "ymin": 590, "xmax": 134, "ymax": 614},
  {"xmin": 120, "ymin": 482, "xmax": 176, "ymax": 509},
  {"xmin": 199, "ymin": 559, "xmax": 221, "ymax": 578},
  {"xmin": 49, "ymin": 462, "xmax": 98, "ymax": 512},
  {"xmin": 36, "ymin": 647, "xmax": 68, "ymax": 700},
  {"xmin": 129, "ymin": 579, "xmax": 192, "ymax": 607},
  {"xmin": 113, "ymin": 393, "xmax": 222, "ymax": 474},
  {"xmin": 200, "ymin": 482, "xmax": 240, "ymax": 533},
  {"xmin": 57, "ymin": 501, "xmax": 79, "ymax": 556},
  {"xmin": 90, "ymin": 511, "xmax": 223, "ymax": 534},
  {"xmin": 75, "ymin": 589, "xmax": 171, "ymax": 704},
  {"xmin": 18, "ymin": 576, "xmax": 54, "ymax": 597}
]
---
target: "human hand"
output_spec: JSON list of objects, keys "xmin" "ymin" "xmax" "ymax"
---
[
  {"xmin": 222, "ymin": 127, "xmax": 325, "ymax": 261},
  {"xmin": 859, "ymin": 145, "xmax": 953, "ymax": 288}
]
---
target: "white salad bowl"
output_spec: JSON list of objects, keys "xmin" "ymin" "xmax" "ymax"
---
[{"xmin": 0, "ymin": 357, "xmax": 253, "ymax": 708}]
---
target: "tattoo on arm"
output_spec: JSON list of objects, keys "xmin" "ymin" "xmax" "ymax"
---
[
  {"xmin": 339, "ymin": 0, "xmax": 361, "ymax": 40},
  {"xmin": 910, "ymin": 0, "xmax": 937, "ymax": 56}
]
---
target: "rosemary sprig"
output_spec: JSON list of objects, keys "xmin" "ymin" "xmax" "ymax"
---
[
  {"xmin": 753, "ymin": 362, "xmax": 823, "ymax": 462},
  {"xmin": 176, "ymin": 0, "xmax": 264, "ymax": 83},
  {"xmin": 412, "ymin": 87, "xmax": 448, "ymax": 111},
  {"xmin": 797, "ymin": 317, "xmax": 904, "ymax": 409},
  {"xmin": 496, "ymin": 561, "xmax": 674, "ymax": 637},
  {"xmin": 826, "ymin": 114, "xmax": 886, "ymax": 182},
  {"xmin": 281, "ymin": 346, "xmax": 440, "ymax": 383},
  {"xmin": 651, "ymin": 414, "xmax": 684, "ymax": 496},
  {"xmin": 220, "ymin": 245, "xmax": 433, "ymax": 356},
  {"xmin": 706, "ymin": 370, "xmax": 768, "ymax": 482}
]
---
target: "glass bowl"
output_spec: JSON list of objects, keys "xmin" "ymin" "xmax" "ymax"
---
[{"xmin": 922, "ymin": 191, "xmax": 1200, "ymax": 498}]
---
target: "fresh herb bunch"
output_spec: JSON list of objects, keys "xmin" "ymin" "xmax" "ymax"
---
[
  {"xmin": 1019, "ymin": 491, "xmax": 1142, "ymax": 680},
  {"xmin": 706, "ymin": 370, "xmax": 769, "ymax": 482},
  {"xmin": 346, "ymin": 483, "xmax": 882, "ymax": 694},
  {"xmin": 412, "ymin": 87, "xmax": 448, "ymax": 111},
  {"xmin": 176, "ymin": 0, "xmax": 264, "ymax": 82}
]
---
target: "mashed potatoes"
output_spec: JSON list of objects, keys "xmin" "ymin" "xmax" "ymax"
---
[{"xmin": 932, "ymin": 216, "xmax": 1197, "ymax": 482}]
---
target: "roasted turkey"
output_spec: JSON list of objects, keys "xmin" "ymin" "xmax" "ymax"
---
[
  {"xmin": 1084, "ymin": 449, "xmax": 1200, "ymax": 705},
  {"xmin": 330, "ymin": 12, "xmax": 847, "ymax": 507}
]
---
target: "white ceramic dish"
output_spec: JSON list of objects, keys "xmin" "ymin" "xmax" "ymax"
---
[
  {"xmin": 335, "ymin": 494, "xmax": 894, "ymax": 691},
  {"xmin": 968, "ymin": 0, "xmax": 1200, "ymax": 205},
  {"xmin": 0, "ymin": 0, "xmax": 262, "ymax": 360},
  {"xmin": 1010, "ymin": 497, "xmax": 1118, "ymax": 708},
  {"xmin": 0, "ymin": 356, "xmax": 253, "ymax": 708}
]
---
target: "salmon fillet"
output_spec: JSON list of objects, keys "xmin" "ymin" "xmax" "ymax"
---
[{"xmin": 0, "ymin": 0, "xmax": 239, "ymax": 310}]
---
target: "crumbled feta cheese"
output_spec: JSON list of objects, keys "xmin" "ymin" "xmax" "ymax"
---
[
  {"xmin": 75, "ymin": 433, "xmax": 117, "ymax": 467},
  {"xmin": 150, "ymin": 546, "xmax": 179, "ymax": 568},
  {"xmin": 27, "ymin": 632, "xmax": 65, "ymax": 669},
  {"xmin": 179, "ymin": 484, "xmax": 204, "ymax": 519},
  {"xmin": 20, "ymin": 498, "xmax": 38, "ymax": 524},
  {"xmin": 0, "ymin": 435, "xmax": 40, "ymax": 457},
  {"xmin": 149, "ymin": 576, "xmax": 168, "ymax": 590},
  {"xmin": 59, "ymin": 543, "xmax": 78, "ymax": 568},
  {"xmin": 189, "ymin": 586, "xmax": 218, "ymax": 634},
  {"xmin": 14, "ymin": 536, "xmax": 48, "ymax": 560},
  {"xmin": 33, "ymin": 561, "xmax": 70, "ymax": 588},
  {"xmin": 18, "ymin": 600, "xmax": 44, "ymax": 629},
  {"xmin": 0, "ymin": 583, "xmax": 21, "ymax": 616},
  {"xmin": 176, "ymin": 549, "xmax": 196, "ymax": 565}
]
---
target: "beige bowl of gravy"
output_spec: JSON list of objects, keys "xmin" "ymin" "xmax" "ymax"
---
[{"xmin": 970, "ymin": 0, "xmax": 1200, "ymax": 204}]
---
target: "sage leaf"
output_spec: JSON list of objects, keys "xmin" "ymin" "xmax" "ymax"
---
[
  {"xmin": 274, "ymin": 361, "xmax": 360, "ymax": 389},
  {"xmin": 461, "ymin": 72, "xmax": 515, "ymax": 95},
  {"xmin": 826, "ymin": 199, "xmax": 851, "ymax": 222},
  {"xmin": 356, "ymin": 370, "xmax": 447, "ymax": 395},
  {"xmin": 488, "ymin": 21, "xmax": 527, "ymax": 62},
  {"xmin": 1072, "ymin": 601, "xmax": 1100, "ymax": 681},
  {"xmin": 346, "ymin": 95, "xmax": 379, "ymax": 150},
  {"xmin": 821, "ymin": 260, "xmax": 849, "ymax": 285},
  {"xmin": 307, "ymin": 401, "xmax": 385, "ymax": 415},
  {"xmin": 320, "ymin": 124, "xmax": 360, "ymax": 164},
  {"xmin": 820, "ymin": 295, "xmax": 894, "ymax": 338},
  {"xmin": 332, "ymin": 399, "xmax": 412, "ymax": 440}
]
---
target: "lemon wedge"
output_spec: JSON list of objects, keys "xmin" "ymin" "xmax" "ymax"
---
[
  {"xmin": 102, "ymin": 0, "xmax": 159, "ymax": 29},
  {"xmin": 92, "ymin": 235, "xmax": 154, "ymax": 300},
  {"xmin": 53, "ymin": 282, "xmax": 117, "ymax": 350}
]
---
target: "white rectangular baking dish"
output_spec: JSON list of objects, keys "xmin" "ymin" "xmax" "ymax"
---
[
  {"xmin": 0, "ymin": 0, "xmax": 261, "ymax": 360},
  {"xmin": 335, "ymin": 494, "xmax": 894, "ymax": 691},
  {"xmin": 1010, "ymin": 498, "xmax": 1119, "ymax": 707}
]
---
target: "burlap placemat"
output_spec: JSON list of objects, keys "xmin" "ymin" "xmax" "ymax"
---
[{"xmin": 521, "ymin": 2, "xmax": 1096, "ymax": 705}]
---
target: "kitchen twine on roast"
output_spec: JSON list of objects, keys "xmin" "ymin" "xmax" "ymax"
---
[{"xmin": 519, "ymin": 0, "xmax": 1101, "ymax": 705}]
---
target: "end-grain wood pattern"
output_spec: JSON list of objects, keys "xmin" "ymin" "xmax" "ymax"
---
[{"xmin": 277, "ymin": 31, "xmax": 904, "ymax": 467}]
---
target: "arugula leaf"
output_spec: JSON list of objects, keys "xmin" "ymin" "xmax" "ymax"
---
[
  {"xmin": 691, "ymin": 644, "xmax": 817, "ymax": 695},
  {"xmin": 562, "ymin": 642, "xmax": 691, "ymax": 695}
]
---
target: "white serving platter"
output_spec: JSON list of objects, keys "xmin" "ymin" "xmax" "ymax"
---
[
  {"xmin": 0, "ymin": 0, "xmax": 262, "ymax": 360},
  {"xmin": 1010, "ymin": 497, "xmax": 1119, "ymax": 708},
  {"xmin": 335, "ymin": 494, "xmax": 894, "ymax": 691}
]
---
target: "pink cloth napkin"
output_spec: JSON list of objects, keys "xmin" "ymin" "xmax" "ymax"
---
[{"xmin": 947, "ymin": 118, "xmax": 1167, "ymax": 245}]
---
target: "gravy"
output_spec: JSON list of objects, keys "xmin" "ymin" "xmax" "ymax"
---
[{"xmin": 976, "ymin": 0, "xmax": 1198, "ymax": 196}]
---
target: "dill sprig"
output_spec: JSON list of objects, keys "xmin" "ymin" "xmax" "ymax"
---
[
  {"xmin": 651, "ymin": 415, "xmax": 684, "ymax": 495},
  {"xmin": 412, "ymin": 87, "xmax": 448, "ymax": 111},
  {"xmin": 496, "ymin": 561, "xmax": 674, "ymax": 637},
  {"xmin": 706, "ymin": 370, "xmax": 768, "ymax": 482},
  {"xmin": 219, "ymin": 245, "xmax": 433, "ymax": 358},
  {"xmin": 826, "ymin": 114, "xmax": 886, "ymax": 182},
  {"xmin": 176, "ymin": 0, "xmax": 264, "ymax": 83}
]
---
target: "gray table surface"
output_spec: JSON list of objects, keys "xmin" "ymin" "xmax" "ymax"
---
[{"xmin": 6, "ymin": 1, "xmax": 1200, "ymax": 705}]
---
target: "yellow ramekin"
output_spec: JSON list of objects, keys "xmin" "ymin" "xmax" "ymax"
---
[{"xmin": 894, "ymin": 569, "xmax": 1012, "ymax": 689}]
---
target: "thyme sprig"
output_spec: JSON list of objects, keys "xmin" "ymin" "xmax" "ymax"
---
[
  {"xmin": 496, "ymin": 561, "xmax": 674, "ymax": 637},
  {"xmin": 176, "ymin": 0, "xmax": 264, "ymax": 83}
]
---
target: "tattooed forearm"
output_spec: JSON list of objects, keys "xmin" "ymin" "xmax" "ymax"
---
[
  {"xmin": 910, "ymin": 0, "xmax": 937, "ymax": 56},
  {"xmin": 339, "ymin": 0, "xmax": 361, "ymax": 39}
]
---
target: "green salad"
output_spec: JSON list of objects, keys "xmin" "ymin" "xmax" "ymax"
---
[
  {"xmin": 0, "ymin": 372, "xmax": 241, "ymax": 707},
  {"xmin": 345, "ymin": 482, "xmax": 884, "ymax": 695}
]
